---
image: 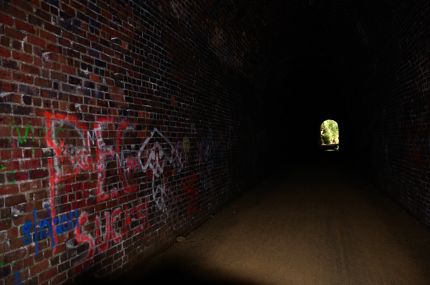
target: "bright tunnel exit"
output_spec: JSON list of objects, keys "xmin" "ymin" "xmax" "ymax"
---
[{"xmin": 320, "ymin": 119, "xmax": 339, "ymax": 151}]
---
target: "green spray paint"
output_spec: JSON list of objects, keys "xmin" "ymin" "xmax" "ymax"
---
[
  {"xmin": 14, "ymin": 124, "xmax": 35, "ymax": 145},
  {"xmin": 9, "ymin": 170, "xmax": 16, "ymax": 184}
]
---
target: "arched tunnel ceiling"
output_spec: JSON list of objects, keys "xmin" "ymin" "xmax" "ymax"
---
[
  {"xmin": 199, "ymin": 0, "xmax": 403, "ymax": 157},
  {"xmin": 230, "ymin": 0, "xmax": 399, "ymax": 118},
  {"xmin": 218, "ymin": 0, "xmax": 404, "ymax": 160}
]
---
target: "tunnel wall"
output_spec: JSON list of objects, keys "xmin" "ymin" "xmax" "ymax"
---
[
  {"xmin": 372, "ymin": 0, "xmax": 430, "ymax": 226},
  {"xmin": 0, "ymin": 1, "xmax": 259, "ymax": 284}
]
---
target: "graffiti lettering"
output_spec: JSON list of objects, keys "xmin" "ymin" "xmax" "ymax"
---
[
  {"xmin": 138, "ymin": 128, "xmax": 183, "ymax": 213},
  {"xmin": 14, "ymin": 271, "xmax": 23, "ymax": 285},
  {"xmin": 22, "ymin": 206, "xmax": 79, "ymax": 256},
  {"xmin": 14, "ymin": 124, "xmax": 35, "ymax": 145},
  {"xmin": 74, "ymin": 200, "xmax": 148, "ymax": 260},
  {"xmin": 43, "ymin": 111, "xmax": 183, "ymax": 260}
]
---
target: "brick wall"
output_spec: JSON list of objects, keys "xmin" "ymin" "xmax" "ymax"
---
[
  {"xmin": 0, "ymin": 1, "xmax": 259, "ymax": 284},
  {"xmin": 371, "ymin": 0, "xmax": 430, "ymax": 226}
]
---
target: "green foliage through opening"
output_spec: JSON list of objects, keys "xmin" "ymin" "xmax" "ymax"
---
[{"xmin": 320, "ymin": 120, "xmax": 339, "ymax": 145}]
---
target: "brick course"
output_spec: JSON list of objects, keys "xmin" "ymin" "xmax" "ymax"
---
[
  {"xmin": 0, "ymin": 1, "xmax": 255, "ymax": 284},
  {"xmin": 370, "ymin": 0, "xmax": 430, "ymax": 226}
]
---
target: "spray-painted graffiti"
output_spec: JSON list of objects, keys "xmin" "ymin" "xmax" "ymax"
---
[
  {"xmin": 75, "ymin": 199, "xmax": 148, "ymax": 260},
  {"xmin": 198, "ymin": 129, "xmax": 216, "ymax": 192},
  {"xmin": 14, "ymin": 124, "xmax": 35, "ymax": 145},
  {"xmin": 0, "ymin": 164, "xmax": 16, "ymax": 185},
  {"xmin": 138, "ymin": 128, "xmax": 183, "ymax": 212},
  {"xmin": 43, "ymin": 112, "xmax": 183, "ymax": 259},
  {"xmin": 22, "ymin": 206, "xmax": 79, "ymax": 256},
  {"xmin": 170, "ymin": 0, "xmax": 186, "ymax": 19},
  {"xmin": 14, "ymin": 271, "xmax": 23, "ymax": 285}
]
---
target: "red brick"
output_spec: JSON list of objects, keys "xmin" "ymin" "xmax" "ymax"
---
[
  {"xmin": 21, "ymin": 64, "xmax": 40, "ymax": 75},
  {"xmin": 38, "ymin": 267, "xmax": 57, "ymax": 283},
  {"xmin": 0, "ymin": 69, "xmax": 12, "ymax": 80},
  {"xmin": 15, "ymin": 20, "xmax": 34, "ymax": 33},
  {"xmin": 0, "ymin": 13, "xmax": 13, "ymax": 26},
  {"xmin": 0, "ymin": 81, "xmax": 17, "ymax": 92},
  {"xmin": 0, "ymin": 0, "xmax": 253, "ymax": 282},
  {"xmin": 51, "ymin": 272, "xmax": 67, "ymax": 284},
  {"xmin": 12, "ymin": 51, "xmax": 33, "ymax": 64},
  {"xmin": 4, "ymin": 5, "xmax": 27, "ymax": 20},
  {"xmin": 0, "ymin": 184, "xmax": 18, "ymax": 195},
  {"xmin": 26, "ymin": 35, "xmax": 46, "ymax": 48},
  {"xmin": 61, "ymin": 65, "xmax": 75, "ymax": 75},
  {"xmin": 13, "ymin": 0, "xmax": 33, "ymax": 12},
  {"xmin": 4, "ymin": 27, "xmax": 25, "ymax": 40},
  {"xmin": 20, "ymin": 159, "xmax": 41, "ymax": 169},
  {"xmin": 0, "ymin": 47, "xmax": 11, "ymax": 58},
  {"xmin": 35, "ymin": 77, "xmax": 51, "ymax": 88},
  {"xmin": 5, "ymin": 194, "xmax": 26, "ymax": 206},
  {"xmin": 13, "ymin": 72, "xmax": 34, "ymax": 84},
  {"xmin": 30, "ymin": 259, "xmax": 49, "ymax": 276},
  {"xmin": 39, "ymin": 30, "xmax": 57, "ymax": 43},
  {"xmin": 14, "ymin": 171, "xmax": 29, "ymax": 181},
  {"xmin": 29, "ymin": 169, "xmax": 48, "ymax": 179}
]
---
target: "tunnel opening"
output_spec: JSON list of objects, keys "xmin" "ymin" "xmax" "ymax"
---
[{"xmin": 320, "ymin": 119, "xmax": 339, "ymax": 151}]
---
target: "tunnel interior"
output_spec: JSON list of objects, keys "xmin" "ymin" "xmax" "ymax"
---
[
  {"xmin": 238, "ymin": 0, "xmax": 394, "ymax": 177},
  {"xmin": 0, "ymin": 0, "xmax": 429, "ymax": 284}
]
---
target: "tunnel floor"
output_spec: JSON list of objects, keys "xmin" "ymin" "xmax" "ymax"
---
[{"xmin": 100, "ymin": 156, "xmax": 430, "ymax": 285}]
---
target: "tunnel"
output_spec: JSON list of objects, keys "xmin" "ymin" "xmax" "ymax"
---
[{"xmin": 0, "ymin": 0, "xmax": 429, "ymax": 284}]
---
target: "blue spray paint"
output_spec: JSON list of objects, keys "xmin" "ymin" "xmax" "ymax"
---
[
  {"xmin": 22, "ymin": 207, "xmax": 79, "ymax": 255},
  {"xmin": 14, "ymin": 271, "xmax": 23, "ymax": 285}
]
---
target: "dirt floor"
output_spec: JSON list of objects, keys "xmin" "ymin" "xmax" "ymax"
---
[{"xmin": 91, "ymin": 157, "xmax": 430, "ymax": 284}]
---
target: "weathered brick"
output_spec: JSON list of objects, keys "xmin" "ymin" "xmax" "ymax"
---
[
  {"xmin": 26, "ymin": 35, "xmax": 46, "ymax": 48},
  {"xmin": 15, "ymin": 20, "xmax": 34, "ymax": 33},
  {"xmin": 0, "ymin": 1, "xmax": 248, "ymax": 284},
  {"xmin": 4, "ymin": 27, "xmax": 25, "ymax": 40},
  {"xmin": 21, "ymin": 64, "xmax": 40, "ymax": 75},
  {"xmin": 5, "ymin": 194, "xmax": 26, "ymax": 206},
  {"xmin": 0, "ymin": 13, "xmax": 13, "ymax": 26},
  {"xmin": 12, "ymin": 51, "xmax": 33, "ymax": 64},
  {"xmin": 0, "ymin": 47, "xmax": 11, "ymax": 58}
]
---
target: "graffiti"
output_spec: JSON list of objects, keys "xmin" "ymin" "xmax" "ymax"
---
[
  {"xmin": 1, "ymin": 164, "xmax": 17, "ymax": 184},
  {"xmin": 54, "ymin": 126, "xmax": 65, "ymax": 137},
  {"xmin": 22, "ymin": 206, "xmax": 79, "ymax": 256},
  {"xmin": 44, "ymin": 112, "xmax": 164, "ymax": 206},
  {"xmin": 170, "ymin": 0, "xmax": 186, "ymax": 19},
  {"xmin": 14, "ymin": 271, "xmax": 23, "ymax": 285},
  {"xmin": 43, "ymin": 112, "xmax": 184, "ymax": 260},
  {"xmin": 93, "ymin": 117, "xmax": 121, "ymax": 201},
  {"xmin": 125, "ymin": 157, "xmax": 140, "ymax": 174},
  {"xmin": 198, "ymin": 129, "xmax": 216, "ymax": 192},
  {"xmin": 75, "ymin": 199, "xmax": 148, "ymax": 260},
  {"xmin": 0, "ymin": 92, "xmax": 14, "ymax": 98},
  {"xmin": 182, "ymin": 137, "xmax": 190, "ymax": 154},
  {"xmin": 14, "ymin": 124, "xmax": 35, "ymax": 145},
  {"xmin": 138, "ymin": 128, "xmax": 183, "ymax": 213},
  {"xmin": 116, "ymin": 120, "xmax": 140, "ymax": 195},
  {"xmin": 9, "ymin": 170, "xmax": 16, "ymax": 184}
]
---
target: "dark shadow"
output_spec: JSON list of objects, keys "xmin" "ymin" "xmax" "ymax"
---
[{"xmin": 70, "ymin": 255, "xmax": 265, "ymax": 285}]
